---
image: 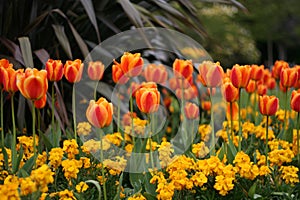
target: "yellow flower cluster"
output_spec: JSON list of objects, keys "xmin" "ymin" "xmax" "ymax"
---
[
  {"xmin": 82, "ymin": 138, "xmax": 111, "ymax": 154},
  {"xmin": 17, "ymin": 135, "xmax": 39, "ymax": 158},
  {"xmin": 279, "ymin": 166, "xmax": 299, "ymax": 185},
  {"xmin": 77, "ymin": 122, "xmax": 92, "ymax": 136},
  {"xmin": 192, "ymin": 142, "xmax": 209, "ymax": 158},
  {"xmin": 61, "ymin": 159, "xmax": 82, "ymax": 184},
  {"xmin": 103, "ymin": 156, "xmax": 127, "ymax": 175},
  {"xmin": 75, "ymin": 181, "xmax": 89, "ymax": 193},
  {"xmin": 105, "ymin": 132, "xmax": 123, "ymax": 146},
  {"xmin": 128, "ymin": 194, "xmax": 147, "ymax": 200},
  {"xmin": 158, "ymin": 141, "xmax": 174, "ymax": 168},
  {"xmin": 253, "ymin": 125, "xmax": 275, "ymax": 141},
  {"xmin": 0, "ymin": 175, "xmax": 20, "ymax": 199},
  {"xmin": 198, "ymin": 124, "xmax": 211, "ymax": 142},
  {"xmin": 50, "ymin": 189, "xmax": 76, "ymax": 200},
  {"xmin": 49, "ymin": 147, "xmax": 64, "ymax": 169},
  {"xmin": 150, "ymin": 171, "xmax": 175, "ymax": 200},
  {"xmin": 63, "ymin": 139, "xmax": 79, "ymax": 159},
  {"xmin": 35, "ymin": 151, "xmax": 47, "ymax": 167},
  {"xmin": 30, "ymin": 164, "xmax": 54, "ymax": 192},
  {"xmin": 268, "ymin": 139, "xmax": 294, "ymax": 166},
  {"xmin": 233, "ymin": 151, "xmax": 260, "ymax": 180},
  {"xmin": 124, "ymin": 117, "xmax": 147, "ymax": 136}
]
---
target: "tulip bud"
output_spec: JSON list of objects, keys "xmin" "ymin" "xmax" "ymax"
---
[
  {"xmin": 86, "ymin": 97, "xmax": 113, "ymax": 128},
  {"xmin": 198, "ymin": 61, "xmax": 224, "ymax": 87},
  {"xmin": 245, "ymin": 79, "xmax": 256, "ymax": 94},
  {"xmin": 222, "ymin": 82, "xmax": 239, "ymax": 102},
  {"xmin": 112, "ymin": 63, "xmax": 129, "ymax": 84},
  {"xmin": 0, "ymin": 59, "xmax": 13, "ymax": 88},
  {"xmin": 115, "ymin": 52, "xmax": 143, "ymax": 77},
  {"xmin": 144, "ymin": 64, "xmax": 168, "ymax": 83},
  {"xmin": 45, "ymin": 59, "xmax": 64, "ymax": 82},
  {"xmin": 226, "ymin": 102, "xmax": 239, "ymax": 121},
  {"xmin": 34, "ymin": 94, "xmax": 47, "ymax": 109},
  {"xmin": 250, "ymin": 64, "xmax": 264, "ymax": 81},
  {"xmin": 272, "ymin": 60, "xmax": 289, "ymax": 79},
  {"xmin": 230, "ymin": 64, "xmax": 252, "ymax": 88},
  {"xmin": 173, "ymin": 59, "xmax": 193, "ymax": 79},
  {"xmin": 87, "ymin": 61, "xmax": 105, "ymax": 81},
  {"xmin": 135, "ymin": 83, "xmax": 160, "ymax": 113},
  {"xmin": 257, "ymin": 83, "xmax": 267, "ymax": 96},
  {"xmin": 2, "ymin": 68, "xmax": 24, "ymax": 93},
  {"xmin": 280, "ymin": 68, "xmax": 298, "ymax": 88},
  {"xmin": 259, "ymin": 95, "xmax": 279, "ymax": 116}
]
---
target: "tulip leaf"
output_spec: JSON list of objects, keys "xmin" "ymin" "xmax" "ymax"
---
[
  {"xmin": 18, "ymin": 37, "xmax": 34, "ymax": 68},
  {"xmin": 18, "ymin": 155, "xmax": 37, "ymax": 176},
  {"xmin": 80, "ymin": 0, "xmax": 101, "ymax": 42},
  {"xmin": 248, "ymin": 181, "xmax": 257, "ymax": 199},
  {"xmin": 144, "ymin": 172, "xmax": 157, "ymax": 196},
  {"xmin": 0, "ymin": 37, "xmax": 24, "ymax": 65},
  {"xmin": 118, "ymin": 0, "xmax": 143, "ymax": 27},
  {"xmin": 143, "ymin": 192, "xmax": 156, "ymax": 200},
  {"xmin": 129, "ymin": 172, "xmax": 143, "ymax": 192},
  {"xmin": 12, "ymin": 145, "xmax": 23, "ymax": 174},
  {"xmin": 52, "ymin": 25, "xmax": 73, "ymax": 59},
  {"xmin": 85, "ymin": 180, "xmax": 102, "ymax": 200},
  {"xmin": 34, "ymin": 49, "xmax": 50, "ymax": 65}
]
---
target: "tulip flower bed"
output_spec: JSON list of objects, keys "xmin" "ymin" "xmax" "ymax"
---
[{"xmin": 0, "ymin": 56, "xmax": 299, "ymax": 200}]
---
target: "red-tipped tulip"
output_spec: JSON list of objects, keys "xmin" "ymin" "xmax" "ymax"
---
[
  {"xmin": 184, "ymin": 102, "xmax": 199, "ymax": 119},
  {"xmin": 291, "ymin": 90, "xmax": 300, "ymax": 112},
  {"xmin": 112, "ymin": 63, "xmax": 129, "ymax": 84},
  {"xmin": 144, "ymin": 64, "xmax": 168, "ymax": 83},
  {"xmin": 2, "ymin": 68, "xmax": 24, "ymax": 93},
  {"xmin": 34, "ymin": 94, "xmax": 47, "ymax": 109},
  {"xmin": 230, "ymin": 64, "xmax": 252, "ymax": 88},
  {"xmin": 222, "ymin": 82, "xmax": 239, "ymax": 102},
  {"xmin": 88, "ymin": 61, "xmax": 105, "ymax": 81},
  {"xmin": 173, "ymin": 59, "xmax": 193, "ymax": 79},
  {"xmin": 16, "ymin": 68, "xmax": 48, "ymax": 100},
  {"xmin": 198, "ymin": 61, "xmax": 224, "ymax": 87},
  {"xmin": 113, "ymin": 52, "xmax": 143, "ymax": 77},
  {"xmin": 135, "ymin": 83, "xmax": 160, "ymax": 114},
  {"xmin": 245, "ymin": 79, "xmax": 256, "ymax": 94},
  {"xmin": 250, "ymin": 64, "xmax": 264, "ymax": 81},
  {"xmin": 272, "ymin": 60, "xmax": 289, "ymax": 79},
  {"xmin": 45, "ymin": 59, "xmax": 64, "ymax": 82},
  {"xmin": 63, "ymin": 59, "xmax": 84, "ymax": 83},
  {"xmin": 280, "ymin": 68, "xmax": 298, "ymax": 88},
  {"xmin": 86, "ymin": 97, "xmax": 113, "ymax": 128},
  {"xmin": 0, "ymin": 59, "xmax": 13, "ymax": 88},
  {"xmin": 259, "ymin": 95, "xmax": 279, "ymax": 116}
]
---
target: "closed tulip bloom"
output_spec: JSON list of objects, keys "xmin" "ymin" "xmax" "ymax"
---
[
  {"xmin": 169, "ymin": 76, "xmax": 192, "ymax": 90},
  {"xmin": 64, "ymin": 59, "xmax": 84, "ymax": 83},
  {"xmin": 88, "ymin": 61, "xmax": 105, "ymax": 81},
  {"xmin": 45, "ymin": 59, "xmax": 64, "ymax": 82},
  {"xmin": 222, "ymin": 82, "xmax": 239, "ymax": 102},
  {"xmin": 34, "ymin": 94, "xmax": 47, "ymax": 109},
  {"xmin": 175, "ymin": 85, "xmax": 197, "ymax": 100},
  {"xmin": 135, "ymin": 84, "xmax": 160, "ymax": 113},
  {"xmin": 272, "ymin": 60, "xmax": 289, "ymax": 79},
  {"xmin": 267, "ymin": 78, "xmax": 276, "ymax": 90},
  {"xmin": 0, "ymin": 59, "xmax": 13, "ymax": 88},
  {"xmin": 250, "ymin": 64, "xmax": 264, "ymax": 81},
  {"xmin": 17, "ymin": 68, "xmax": 48, "ymax": 100},
  {"xmin": 245, "ymin": 79, "xmax": 256, "ymax": 94},
  {"xmin": 173, "ymin": 59, "xmax": 193, "ymax": 79},
  {"xmin": 86, "ymin": 97, "xmax": 113, "ymax": 128},
  {"xmin": 198, "ymin": 61, "xmax": 224, "ymax": 87},
  {"xmin": 259, "ymin": 95, "xmax": 279, "ymax": 116},
  {"xmin": 184, "ymin": 102, "xmax": 199, "ymax": 119},
  {"xmin": 291, "ymin": 90, "xmax": 300, "ymax": 112},
  {"xmin": 230, "ymin": 64, "xmax": 252, "ymax": 88},
  {"xmin": 144, "ymin": 64, "xmax": 168, "ymax": 83},
  {"xmin": 114, "ymin": 52, "xmax": 143, "ymax": 77},
  {"xmin": 226, "ymin": 102, "xmax": 239, "ymax": 121},
  {"xmin": 201, "ymin": 101, "xmax": 211, "ymax": 111},
  {"xmin": 280, "ymin": 68, "xmax": 298, "ymax": 88},
  {"xmin": 112, "ymin": 64, "xmax": 129, "ymax": 84},
  {"xmin": 2, "ymin": 68, "xmax": 24, "ymax": 93},
  {"xmin": 257, "ymin": 83, "xmax": 267, "ymax": 96}
]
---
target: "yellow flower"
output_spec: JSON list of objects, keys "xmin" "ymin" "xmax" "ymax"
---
[
  {"xmin": 63, "ymin": 139, "xmax": 79, "ymax": 159},
  {"xmin": 58, "ymin": 189, "xmax": 76, "ymax": 200},
  {"xmin": 128, "ymin": 194, "xmax": 147, "ymax": 200},
  {"xmin": 17, "ymin": 135, "xmax": 39, "ymax": 159},
  {"xmin": 192, "ymin": 142, "xmax": 209, "ymax": 158},
  {"xmin": 214, "ymin": 175, "xmax": 235, "ymax": 196},
  {"xmin": 77, "ymin": 122, "xmax": 91, "ymax": 136},
  {"xmin": 198, "ymin": 124, "xmax": 211, "ymax": 142},
  {"xmin": 19, "ymin": 177, "xmax": 37, "ymax": 196},
  {"xmin": 190, "ymin": 171, "xmax": 208, "ymax": 187},
  {"xmin": 36, "ymin": 151, "xmax": 47, "ymax": 167},
  {"xmin": 105, "ymin": 132, "xmax": 123, "ymax": 146},
  {"xmin": 158, "ymin": 141, "xmax": 174, "ymax": 168},
  {"xmin": 30, "ymin": 164, "xmax": 54, "ymax": 192},
  {"xmin": 103, "ymin": 156, "xmax": 127, "ymax": 175},
  {"xmin": 80, "ymin": 157, "xmax": 91, "ymax": 169},
  {"xmin": 280, "ymin": 166, "xmax": 299, "ymax": 185},
  {"xmin": 61, "ymin": 159, "xmax": 82, "ymax": 184},
  {"xmin": 76, "ymin": 181, "xmax": 89, "ymax": 193},
  {"xmin": 49, "ymin": 147, "xmax": 64, "ymax": 169}
]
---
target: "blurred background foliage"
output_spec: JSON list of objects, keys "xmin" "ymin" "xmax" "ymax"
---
[{"xmin": 0, "ymin": 0, "xmax": 300, "ymax": 68}]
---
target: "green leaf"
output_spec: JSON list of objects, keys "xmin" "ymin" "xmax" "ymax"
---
[
  {"xmin": 118, "ymin": 0, "xmax": 143, "ymax": 27},
  {"xmin": 114, "ymin": 172, "xmax": 124, "ymax": 200},
  {"xmin": 18, "ymin": 37, "xmax": 34, "ymax": 68},
  {"xmin": 85, "ymin": 180, "xmax": 102, "ymax": 200},
  {"xmin": 34, "ymin": 49, "xmax": 50, "ymax": 65},
  {"xmin": 143, "ymin": 192, "xmax": 156, "ymax": 200},
  {"xmin": 129, "ymin": 173, "xmax": 143, "ymax": 192},
  {"xmin": 80, "ymin": 0, "xmax": 101, "ymax": 42},
  {"xmin": 144, "ymin": 173, "xmax": 157, "ymax": 196},
  {"xmin": 248, "ymin": 181, "xmax": 257, "ymax": 199},
  {"xmin": 18, "ymin": 155, "xmax": 37, "ymax": 176},
  {"xmin": 52, "ymin": 25, "xmax": 73, "ymax": 59},
  {"xmin": 18, "ymin": 168, "xmax": 30, "ymax": 178},
  {"xmin": 12, "ymin": 145, "xmax": 24, "ymax": 174},
  {"xmin": 1, "ymin": 147, "xmax": 9, "ymax": 170},
  {"xmin": 39, "ymin": 129, "xmax": 53, "ymax": 150}
]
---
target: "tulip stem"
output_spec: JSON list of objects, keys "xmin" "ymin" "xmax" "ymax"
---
[
  {"xmin": 98, "ymin": 128, "xmax": 107, "ymax": 200},
  {"xmin": 51, "ymin": 83, "xmax": 56, "ymax": 146},
  {"xmin": 1, "ymin": 90, "xmax": 4, "ymax": 147},
  {"xmin": 72, "ymin": 84, "xmax": 77, "ymax": 141},
  {"xmin": 297, "ymin": 112, "xmax": 300, "ymax": 165},
  {"xmin": 93, "ymin": 80, "xmax": 99, "ymax": 100},
  {"xmin": 148, "ymin": 114, "xmax": 154, "ymax": 169},
  {"xmin": 253, "ymin": 82, "xmax": 258, "ymax": 125},
  {"xmin": 238, "ymin": 88, "xmax": 242, "ymax": 152},
  {"xmin": 11, "ymin": 94, "xmax": 17, "ymax": 172},
  {"xmin": 283, "ymin": 89, "xmax": 288, "ymax": 135},
  {"xmin": 32, "ymin": 103, "xmax": 37, "ymax": 159},
  {"xmin": 265, "ymin": 115, "xmax": 269, "ymax": 167},
  {"xmin": 210, "ymin": 87, "xmax": 215, "ymax": 156},
  {"xmin": 130, "ymin": 87, "xmax": 135, "ymax": 147}
]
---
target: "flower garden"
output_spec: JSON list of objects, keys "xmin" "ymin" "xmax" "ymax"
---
[{"xmin": 0, "ymin": 54, "xmax": 299, "ymax": 200}]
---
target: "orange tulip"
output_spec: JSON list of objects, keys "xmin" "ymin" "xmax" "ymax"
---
[
  {"xmin": 257, "ymin": 83, "xmax": 267, "ymax": 96},
  {"xmin": 184, "ymin": 102, "xmax": 199, "ymax": 119},
  {"xmin": 86, "ymin": 97, "xmax": 113, "ymax": 128},
  {"xmin": 112, "ymin": 63, "xmax": 129, "ymax": 84},
  {"xmin": 16, "ymin": 68, "xmax": 48, "ymax": 100},
  {"xmin": 144, "ymin": 64, "xmax": 168, "ymax": 83},
  {"xmin": 259, "ymin": 95, "xmax": 279, "ymax": 116},
  {"xmin": 272, "ymin": 60, "xmax": 289, "ymax": 79},
  {"xmin": 291, "ymin": 90, "xmax": 300, "ymax": 112},
  {"xmin": 250, "ymin": 64, "xmax": 264, "ymax": 81},
  {"xmin": 0, "ymin": 59, "xmax": 13, "ymax": 88},
  {"xmin": 198, "ymin": 61, "xmax": 224, "ymax": 87},
  {"xmin": 169, "ymin": 76, "xmax": 192, "ymax": 90},
  {"xmin": 173, "ymin": 59, "xmax": 193, "ymax": 79},
  {"xmin": 201, "ymin": 101, "xmax": 211, "ymax": 111},
  {"xmin": 226, "ymin": 102, "xmax": 239, "ymax": 121},
  {"xmin": 34, "ymin": 94, "xmax": 47, "ymax": 109},
  {"xmin": 266, "ymin": 78, "xmax": 276, "ymax": 90},
  {"xmin": 230, "ymin": 64, "xmax": 252, "ymax": 88},
  {"xmin": 245, "ymin": 79, "xmax": 256, "ymax": 94},
  {"xmin": 2, "ymin": 68, "xmax": 24, "ymax": 93},
  {"xmin": 45, "ymin": 59, "xmax": 64, "ymax": 82},
  {"xmin": 280, "ymin": 68, "xmax": 298, "ymax": 88},
  {"xmin": 175, "ymin": 85, "xmax": 197, "ymax": 100},
  {"xmin": 87, "ymin": 61, "xmax": 105, "ymax": 81},
  {"xmin": 113, "ymin": 52, "xmax": 143, "ymax": 77},
  {"xmin": 135, "ymin": 83, "xmax": 160, "ymax": 113},
  {"xmin": 63, "ymin": 59, "xmax": 84, "ymax": 83},
  {"xmin": 222, "ymin": 82, "xmax": 239, "ymax": 103}
]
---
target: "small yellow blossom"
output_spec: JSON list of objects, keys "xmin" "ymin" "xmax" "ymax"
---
[
  {"xmin": 49, "ymin": 147, "xmax": 64, "ymax": 169},
  {"xmin": 76, "ymin": 181, "xmax": 89, "ymax": 193},
  {"xmin": 280, "ymin": 166, "xmax": 299, "ymax": 185},
  {"xmin": 77, "ymin": 122, "xmax": 91, "ymax": 136},
  {"xmin": 63, "ymin": 139, "xmax": 79, "ymax": 159}
]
